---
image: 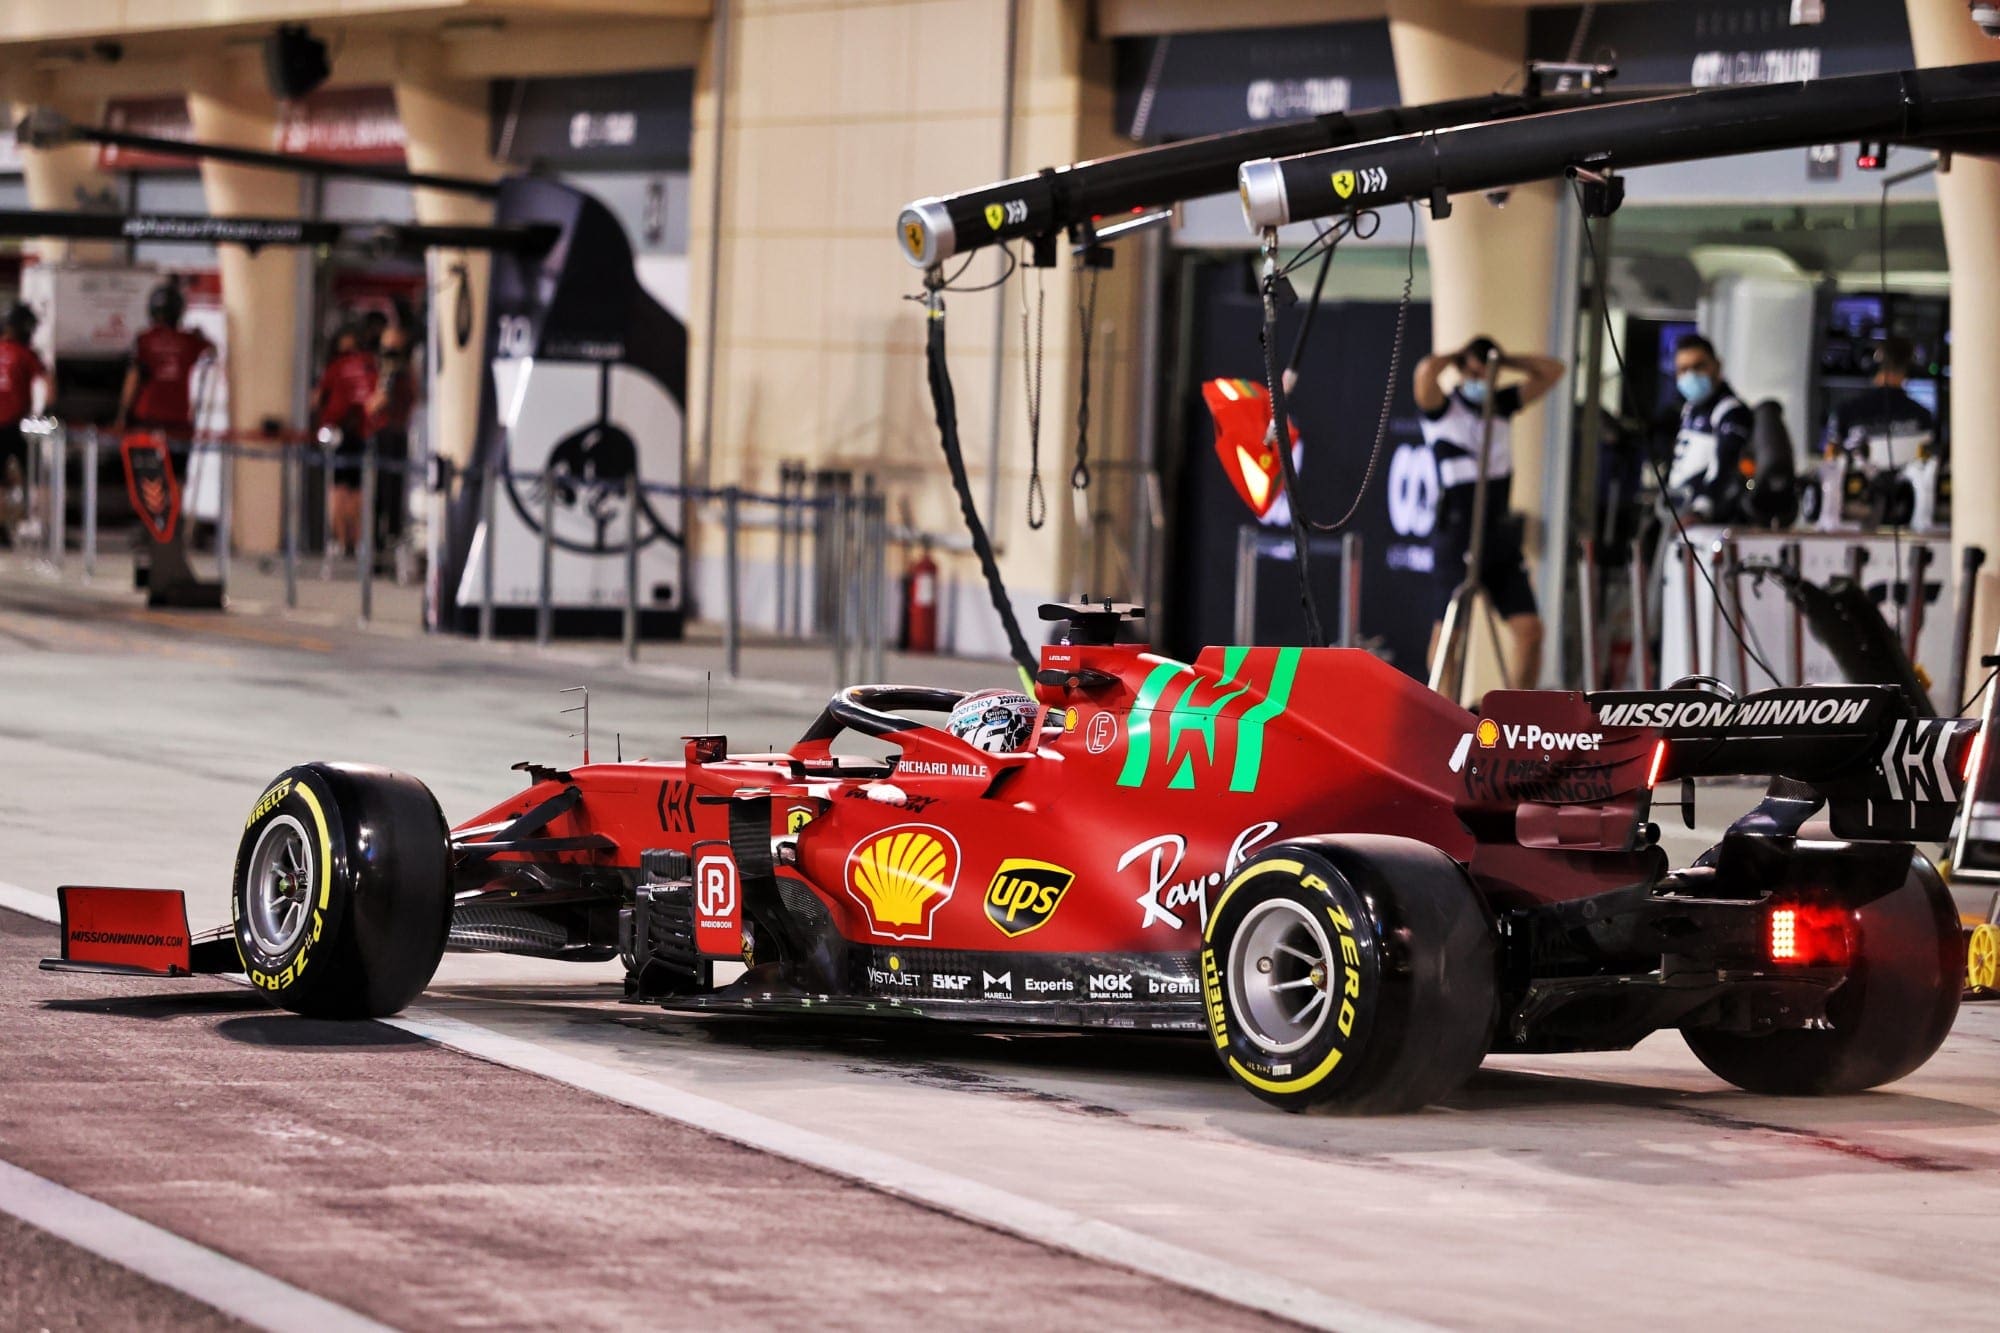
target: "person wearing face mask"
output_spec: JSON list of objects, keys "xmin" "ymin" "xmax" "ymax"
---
[
  {"xmin": 1666, "ymin": 333, "xmax": 1755, "ymax": 522},
  {"xmin": 1413, "ymin": 335, "xmax": 1565, "ymax": 689}
]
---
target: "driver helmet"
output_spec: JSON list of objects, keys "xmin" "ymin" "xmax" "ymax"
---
[{"xmin": 945, "ymin": 689, "xmax": 1040, "ymax": 754}]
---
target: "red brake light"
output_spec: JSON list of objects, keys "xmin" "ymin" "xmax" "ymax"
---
[
  {"xmin": 1645, "ymin": 739, "xmax": 1669, "ymax": 789},
  {"xmin": 1769, "ymin": 908, "xmax": 1799, "ymax": 961},
  {"xmin": 1768, "ymin": 903, "xmax": 1850, "ymax": 966}
]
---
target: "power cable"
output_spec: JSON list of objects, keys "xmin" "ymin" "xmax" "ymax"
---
[{"xmin": 1570, "ymin": 176, "xmax": 1780, "ymax": 686}]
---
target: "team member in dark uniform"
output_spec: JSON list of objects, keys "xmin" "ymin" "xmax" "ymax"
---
[
  {"xmin": 0, "ymin": 304, "xmax": 50, "ymax": 546},
  {"xmin": 1824, "ymin": 335, "xmax": 1936, "ymax": 464},
  {"xmin": 1414, "ymin": 335, "xmax": 1564, "ymax": 689},
  {"xmin": 116, "ymin": 284, "xmax": 214, "ymax": 447},
  {"xmin": 1665, "ymin": 333, "xmax": 1755, "ymax": 521}
]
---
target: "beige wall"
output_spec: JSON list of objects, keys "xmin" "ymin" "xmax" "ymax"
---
[
  {"xmin": 1908, "ymin": 1, "xmax": 2000, "ymax": 707},
  {"xmin": 186, "ymin": 62, "xmax": 302, "ymax": 554},
  {"xmin": 693, "ymin": 0, "xmax": 1141, "ymax": 653}
]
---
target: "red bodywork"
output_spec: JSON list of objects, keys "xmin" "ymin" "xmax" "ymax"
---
[{"xmin": 454, "ymin": 640, "xmax": 1657, "ymax": 969}]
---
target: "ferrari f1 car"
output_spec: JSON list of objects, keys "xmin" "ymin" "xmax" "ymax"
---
[{"xmin": 48, "ymin": 603, "xmax": 1979, "ymax": 1113}]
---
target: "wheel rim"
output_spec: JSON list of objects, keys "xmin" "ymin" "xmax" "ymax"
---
[
  {"xmin": 1228, "ymin": 897, "xmax": 1339, "ymax": 1056},
  {"xmin": 246, "ymin": 814, "xmax": 315, "ymax": 956}
]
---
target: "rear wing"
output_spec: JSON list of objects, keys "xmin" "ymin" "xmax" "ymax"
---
[{"xmin": 1458, "ymin": 684, "xmax": 1976, "ymax": 846}]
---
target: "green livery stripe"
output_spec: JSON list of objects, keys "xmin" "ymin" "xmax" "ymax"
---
[
  {"xmin": 1116, "ymin": 646, "xmax": 1301, "ymax": 792},
  {"xmin": 1229, "ymin": 647, "xmax": 1299, "ymax": 792},
  {"xmin": 1117, "ymin": 659, "xmax": 1191, "ymax": 788}
]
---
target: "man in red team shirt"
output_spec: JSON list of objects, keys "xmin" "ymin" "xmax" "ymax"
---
[
  {"xmin": 115, "ymin": 284, "xmax": 215, "ymax": 453},
  {"xmin": 312, "ymin": 322, "xmax": 379, "ymax": 556},
  {"xmin": 0, "ymin": 303, "xmax": 51, "ymax": 545}
]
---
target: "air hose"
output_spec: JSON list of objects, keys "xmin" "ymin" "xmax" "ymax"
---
[{"xmin": 923, "ymin": 279, "xmax": 1037, "ymax": 676}]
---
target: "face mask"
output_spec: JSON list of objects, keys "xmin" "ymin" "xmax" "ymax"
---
[
  {"xmin": 1459, "ymin": 379, "xmax": 1489, "ymax": 406},
  {"xmin": 1677, "ymin": 370, "xmax": 1714, "ymax": 403}
]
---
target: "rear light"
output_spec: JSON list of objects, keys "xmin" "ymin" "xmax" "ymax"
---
[
  {"xmin": 1645, "ymin": 739, "xmax": 1669, "ymax": 789},
  {"xmin": 1768, "ymin": 903, "xmax": 1851, "ymax": 967}
]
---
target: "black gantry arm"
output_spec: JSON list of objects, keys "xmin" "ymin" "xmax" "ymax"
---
[
  {"xmin": 1239, "ymin": 63, "xmax": 2000, "ymax": 228},
  {"xmin": 896, "ymin": 85, "xmax": 1647, "ymax": 268}
]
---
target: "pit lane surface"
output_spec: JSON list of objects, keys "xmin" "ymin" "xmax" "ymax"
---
[{"xmin": 7, "ymin": 572, "xmax": 2000, "ymax": 1330}]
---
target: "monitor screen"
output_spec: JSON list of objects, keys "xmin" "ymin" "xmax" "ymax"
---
[
  {"xmin": 1829, "ymin": 295, "xmax": 1886, "ymax": 340},
  {"xmin": 1905, "ymin": 378, "xmax": 1939, "ymax": 416}
]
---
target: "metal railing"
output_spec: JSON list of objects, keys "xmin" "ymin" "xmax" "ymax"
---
[{"xmin": 14, "ymin": 422, "xmax": 904, "ymax": 683}]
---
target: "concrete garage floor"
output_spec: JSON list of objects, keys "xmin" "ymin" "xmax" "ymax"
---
[{"xmin": 3, "ymin": 556, "xmax": 1998, "ymax": 1331}]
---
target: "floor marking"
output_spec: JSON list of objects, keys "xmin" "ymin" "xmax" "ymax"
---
[
  {"xmin": 387, "ymin": 1007, "xmax": 1443, "ymax": 1333},
  {"xmin": 0, "ymin": 880, "xmax": 58, "ymax": 923},
  {"xmin": 6, "ymin": 881, "xmax": 1431, "ymax": 1329},
  {"xmin": 0, "ymin": 1160, "xmax": 395, "ymax": 1333}
]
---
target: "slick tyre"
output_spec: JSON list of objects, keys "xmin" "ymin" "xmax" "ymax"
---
[
  {"xmin": 1683, "ymin": 859, "xmax": 1961, "ymax": 1095},
  {"xmin": 233, "ymin": 763, "xmax": 452, "ymax": 1019},
  {"xmin": 1202, "ymin": 836, "xmax": 1498, "ymax": 1114}
]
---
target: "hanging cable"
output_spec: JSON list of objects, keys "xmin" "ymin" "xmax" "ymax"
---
[
  {"xmin": 1020, "ymin": 259, "xmax": 1047, "ymax": 529},
  {"xmin": 920, "ymin": 273, "xmax": 1037, "ymax": 676},
  {"xmin": 1258, "ymin": 227, "xmax": 1326, "ymax": 648},
  {"xmin": 1571, "ymin": 176, "xmax": 1779, "ymax": 685},
  {"xmin": 1071, "ymin": 265, "xmax": 1099, "ymax": 491}
]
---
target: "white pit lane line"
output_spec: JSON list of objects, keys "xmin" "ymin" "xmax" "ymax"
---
[
  {"xmin": 4, "ymin": 886, "xmax": 394, "ymax": 1332},
  {"xmin": 0, "ymin": 1160, "xmax": 395, "ymax": 1333},
  {"xmin": 4, "ymin": 881, "xmax": 1433, "ymax": 1333},
  {"xmin": 384, "ymin": 1008, "xmax": 1440, "ymax": 1333}
]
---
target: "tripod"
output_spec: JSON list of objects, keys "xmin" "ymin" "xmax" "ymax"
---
[{"xmin": 1427, "ymin": 347, "xmax": 1513, "ymax": 702}]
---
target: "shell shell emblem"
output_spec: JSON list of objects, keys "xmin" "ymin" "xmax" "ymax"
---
[
  {"xmin": 845, "ymin": 824, "xmax": 961, "ymax": 940},
  {"xmin": 1476, "ymin": 718, "xmax": 1500, "ymax": 748}
]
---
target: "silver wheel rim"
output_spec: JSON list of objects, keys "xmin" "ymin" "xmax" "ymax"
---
[
  {"xmin": 1228, "ymin": 897, "xmax": 1338, "ymax": 1056},
  {"xmin": 246, "ymin": 813, "xmax": 314, "ymax": 956}
]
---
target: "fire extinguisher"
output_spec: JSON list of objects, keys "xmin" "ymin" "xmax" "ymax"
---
[{"xmin": 903, "ymin": 540, "xmax": 939, "ymax": 654}]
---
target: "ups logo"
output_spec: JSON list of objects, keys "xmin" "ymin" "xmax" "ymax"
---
[{"xmin": 984, "ymin": 859, "xmax": 1075, "ymax": 937}]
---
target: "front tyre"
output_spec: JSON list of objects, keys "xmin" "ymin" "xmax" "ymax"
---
[
  {"xmin": 233, "ymin": 763, "xmax": 452, "ymax": 1018},
  {"xmin": 1683, "ymin": 858, "xmax": 1961, "ymax": 1095},
  {"xmin": 1203, "ymin": 836, "xmax": 1497, "ymax": 1114}
]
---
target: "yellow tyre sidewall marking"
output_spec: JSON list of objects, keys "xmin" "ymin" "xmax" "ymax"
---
[
  {"xmin": 243, "ymin": 779, "xmax": 335, "ymax": 993},
  {"xmin": 1206, "ymin": 856, "xmax": 1364, "ymax": 1096}
]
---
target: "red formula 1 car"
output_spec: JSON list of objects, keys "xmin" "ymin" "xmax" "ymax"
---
[{"xmin": 48, "ymin": 603, "xmax": 1979, "ymax": 1112}]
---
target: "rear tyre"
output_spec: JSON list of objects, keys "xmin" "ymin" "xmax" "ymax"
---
[
  {"xmin": 1202, "ymin": 836, "xmax": 1498, "ymax": 1114},
  {"xmin": 232, "ymin": 763, "xmax": 452, "ymax": 1018},
  {"xmin": 1683, "ymin": 858, "xmax": 1960, "ymax": 1094}
]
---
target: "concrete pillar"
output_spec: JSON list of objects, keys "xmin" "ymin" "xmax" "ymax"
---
[
  {"xmin": 1388, "ymin": 0, "xmax": 1559, "ymax": 695},
  {"xmin": 186, "ymin": 65, "xmax": 301, "ymax": 554},
  {"xmin": 1907, "ymin": 6, "xmax": 2000, "ymax": 706},
  {"xmin": 8, "ymin": 75, "xmax": 120, "ymax": 265},
  {"xmin": 393, "ymin": 44, "xmax": 502, "ymax": 476}
]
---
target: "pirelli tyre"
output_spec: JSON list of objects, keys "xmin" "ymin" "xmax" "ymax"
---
[
  {"xmin": 1683, "ymin": 858, "xmax": 1961, "ymax": 1095},
  {"xmin": 1202, "ymin": 835, "xmax": 1498, "ymax": 1113},
  {"xmin": 232, "ymin": 763, "xmax": 452, "ymax": 1019}
]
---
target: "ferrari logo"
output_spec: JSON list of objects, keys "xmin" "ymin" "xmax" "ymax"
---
[
  {"xmin": 786, "ymin": 805, "xmax": 814, "ymax": 833},
  {"xmin": 903, "ymin": 220, "xmax": 925, "ymax": 257},
  {"xmin": 845, "ymin": 824, "xmax": 960, "ymax": 940},
  {"xmin": 984, "ymin": 202, "xmax": 1005, "ymax": 231},
  {"xmin": 1332, "ymin": 170, "xmax": 1355, "ymax": 200}
]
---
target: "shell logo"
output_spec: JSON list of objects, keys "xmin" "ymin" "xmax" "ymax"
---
[
  {"xmin": 845, "ymin": 824, "xmax": 961, "ymax": 941},
  {"xmin": 1476, "ymin": 718, "xmax": 1501, "ymax": 749}
]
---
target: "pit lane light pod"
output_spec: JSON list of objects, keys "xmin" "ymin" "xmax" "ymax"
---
[{"xmin": 898, "ymin": 198, "xmax": 956, "ymax": 270}]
